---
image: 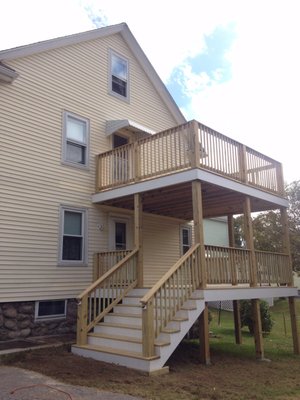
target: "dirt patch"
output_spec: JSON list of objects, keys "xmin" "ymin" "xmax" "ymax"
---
[{"xmin": 2, "ymin": 341, "xmax": 300, "ymax": 400}]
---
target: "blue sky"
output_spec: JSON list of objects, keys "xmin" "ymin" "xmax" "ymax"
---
[{"xmin": 0, "ymin": 0, "xmax": 299, "ymax": 183}]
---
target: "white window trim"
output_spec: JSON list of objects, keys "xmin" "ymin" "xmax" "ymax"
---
[
  {"xmin": 35, "ymin": 299, "xmax": 67, "ymax": 321},
  {"xmin": 180, "ymin": 225, "xmax": 192, "ymax": 255},
  {"xmin": 108, "ymin": 49, "xmax": 130, "ymax": 102},
  {"xmin": 58, "ymin": 205, "xmax": 88, "ymax": 267},
  {"xmin": 62, "ymin": 111, "xmax": 90, "ymax": 169}
]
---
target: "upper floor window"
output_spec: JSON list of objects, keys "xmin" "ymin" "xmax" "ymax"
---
[
  {"xmin": 109, "ymin": 50, "xmax": 129, "ymax": 100},
  {"xmin": 58, "ymin": 206, "xmax": 88, "ymax": 266},
  {"xmin": 62, "ymin": 112, "xmax": 89, "ymax": 168}
]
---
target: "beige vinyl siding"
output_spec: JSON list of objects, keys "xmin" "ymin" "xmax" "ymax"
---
[
  {"xmin": 143, "ymin": 215, "xmax": 181, "ymax": 287},
  {"xmin": 0, "ymin": 32, "xmax": 177, "ymax": 302}
]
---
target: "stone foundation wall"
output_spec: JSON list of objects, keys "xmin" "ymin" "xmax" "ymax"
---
[{"xmin": 0, "ymin": 300, "xmax": 77, "ymax": 341}]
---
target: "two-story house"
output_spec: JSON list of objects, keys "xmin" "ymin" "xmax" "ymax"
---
[{"xmin": 0, "ymin": 23, "xmax": 298, "ymax": 374}]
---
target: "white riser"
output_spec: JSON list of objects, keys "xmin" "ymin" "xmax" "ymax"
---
[
  {"xmin": 94, "ymin": 324, "xmax": 142, "ymax": 339},
  {"xmin": 104, "ymin": 314, "xmax": 142, "ymax": 326},
  {"xmin": 88, "ymin": 336, "xmax": 142, "ymax": 353},
  {"xmin": 113, "ymin": 305, "xmax": 142, "ymax": 315},
  {"xmin": 72, "ymin": 345, "xmax": 153, "ymax": 373},
  {"xmin": 122, "ymin": 297, "xmax": 141, "ymax": 306},
  {"xmin": 128, "ymin": 288, "xmax": 149, "ymax": 296}
]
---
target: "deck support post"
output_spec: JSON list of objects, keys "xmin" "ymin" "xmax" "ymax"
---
[
  {"xmin": 233, "ymin": 300, "xmax": 242, "ymax": 345},
  {"xmin": 288, "ymin": 297, "xmax": 300, "ymax": 355},
  {"xmin": 199, "ymin": 303, "xmax": 211, "ymax": 364},
  {"xmin": 280, "ymin": 207, "xmax": 293, "ymax": 286},
  {"xmin": 243, "ymin": 197, "xmax": 257, "ymax": 287},
  {"xmin": 251, "ymin": 299, "xmax": 264, "ymax": 359},
  {"xmin": 228, "ymin": 214, "xmax": 237, "ymax": 286},
  {"xmin": 192, "ymin": 180, "xmax": 206, "ymax": 289},
  {"xmin": 134, "ymin": 193, "xmax": 143, "ymax": 287}
]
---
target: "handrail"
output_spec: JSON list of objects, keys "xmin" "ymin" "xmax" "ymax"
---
[
  {"xmin": 140, "ymin": 244, "xmax": 201, "ymax": 357},
  {"xmin": 76, "ymin": 248, "xmax": 138, "ymax": 345},
  {"xmin": 96, "ymin": 119, "xmax": 284, "ymax": 196},
  {"xmin": 93, "ymin": 250, "xmax": 132, "ymax": 281}
]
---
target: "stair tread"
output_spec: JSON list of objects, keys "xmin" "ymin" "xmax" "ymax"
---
[
  {"xmin": 89, "ymin": 332, "xmax": 170, "ymax": 347},
  {"xmin": 108, "ymin": 312, "xmax": 141, "ymax": 318},
  {"xmin": 97, "ymin": 321, "xmax": 142, "ymax": 330},
  {"xmin": 161, "ymin": 327, "xmax": 180, "ymax": 334},
  {"xmin": 74, "ymin": 344, "xmax": 159, "ymax": 361}
]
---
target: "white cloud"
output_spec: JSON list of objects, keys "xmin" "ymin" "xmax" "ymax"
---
[{"xmin": 0, "ymin": 0, "xmax": 299, "ymax": 182}]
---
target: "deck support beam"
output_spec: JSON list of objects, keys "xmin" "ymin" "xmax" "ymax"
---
[
  {"xmin": 192, "ymin": 180, "xmax": 206, "ymax": 289},
  {"xmin": 233, "ymin": 300, "xmax": 242, "ymax": 345},
  {"xmin": 288, "ymin": 297, "xmax": 300, "ymax": 355},
  {"xmin": 243, "ymin": 197, "xmax": 257, "ymax": 287},
  {"xmin": 251, "ymin": 299, "xmax": 264, "ymax": 359},
  {"xmin": 199, "ymin": 303, "xmax": 211, "ymax": 364},
  {"xmin": 134, "ymin": 193, "xmax": 143, "ymax": 287}
]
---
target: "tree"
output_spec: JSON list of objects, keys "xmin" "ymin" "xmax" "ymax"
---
[
  {"xmin": 233, "ymin": 180, "xmax": 300, "ymax": 271},
  {"xmin": 240, "ymin": 300, "xmax": 273, "ymax": 334}
]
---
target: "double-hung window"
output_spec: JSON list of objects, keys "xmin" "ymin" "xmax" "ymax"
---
[
  {"xmin": 110, "ymin": 50, "xmax": 129, "ymax": 100},
  {"xmin": 59, "ymin": 206, "xmax": 88, "ymax": 266},
  {"xmin": 63, "ymin": 112, "xmax": 89, "ymax": 167}
]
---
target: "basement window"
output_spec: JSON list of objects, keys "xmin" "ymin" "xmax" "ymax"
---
[{"xmin": 35, "ymin": 300, "xmax": 67, "ymax": 320}]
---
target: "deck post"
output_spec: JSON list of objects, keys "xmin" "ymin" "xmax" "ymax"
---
[
  {"xmin": 134, "ymin": 193, "xmax": 143, "ymax": 287},
  {"xmin": 243, "ymin": 197, "xmax": 257, "ymax": 287},
  {"xmin": 233, "ymin": 300, "xmax": 242, "ymax": 344},
  {"xmin": 192, "ymin": 180, "xmax": 206, "ymax": 288},
  {"xmin": 199, "ymin": 303, "xmax": 211, "ymax": 364},
  {"xmin": 238, "ymin": 144, "xmax": 247, "ymax": 183},
  {"xmin": 288, "ymin": 297, "xmax": 300, "ymax": 355},
  {"xmin": 192, "ymin": 120, "xmax": 200, "ymax": 168},
  {"xmin": 251, "ymin": 299, "xmax": 264, "ymax": 359},
  {"xmin": 280, "ymin": 207, "xmax": 293, "ymax": 286},
  {"xmin": 228, "ymin": 214, "xmax": 237, "ymax": 286}
]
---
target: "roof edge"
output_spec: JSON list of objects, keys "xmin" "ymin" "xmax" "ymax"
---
[
  {"xmin": 0, "ymin": 62, "xmax": 18, "ymax": 83},
  {"xmin": 0, "ymin": 23, "xmax": 127, "ymax": 60}
]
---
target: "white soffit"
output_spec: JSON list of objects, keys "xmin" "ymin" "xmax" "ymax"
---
[{"xmin": 105, "ymin": 119, "xmax": 155, "ymax": 136}]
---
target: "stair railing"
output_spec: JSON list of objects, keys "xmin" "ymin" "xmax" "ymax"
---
[
  {"xmin": 140, "ymin": 244, "xmax": 201, "ymax": 357},
  {"xmin": 76, "ymin": 248, "xmax": 138, "ymax": 346}
]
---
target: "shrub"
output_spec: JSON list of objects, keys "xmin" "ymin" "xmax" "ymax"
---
[{"xmin": 240, "ymin": 300, "xmax": 273, "ymax": 334}]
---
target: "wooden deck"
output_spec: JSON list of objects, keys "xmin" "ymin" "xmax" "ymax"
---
[{"xmin": 96, "ymin": 120, "xmax": 284, "ymax": 196}]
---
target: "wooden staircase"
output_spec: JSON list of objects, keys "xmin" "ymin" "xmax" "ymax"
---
[{"xmin": 72, "ymin": 288, "xmax": 205, "ymax": 373}]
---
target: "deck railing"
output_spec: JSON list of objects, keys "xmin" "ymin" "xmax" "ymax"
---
[
  {"xmin": 76, "ymin": 249, "xmax": 138, "ymax": 346},
  {"xmin": 205, "ymin": 245, "xmax": 291, "ymax": 286},
  {"xmin": 96, "ymin": 120, "xmax": 284, "ymax": 196},
  {"xmin": 140, "ymin": 244, "xmax": 201, "ymax": 357},
  {"xmin": 93, "ymin": 250, "xmax": 132, "ymax": 281},
  {"xmin": 205, "ymin": 245, "xmax": 251, "ymax": 285},
  {"xmin": 255, "ymin": 250, "xmax": 292, "ymax": 285}
]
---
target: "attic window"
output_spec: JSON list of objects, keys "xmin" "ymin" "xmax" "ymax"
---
[{"xmin": 109, "ymin": 50, "xmax": 129, "ymax": 100}]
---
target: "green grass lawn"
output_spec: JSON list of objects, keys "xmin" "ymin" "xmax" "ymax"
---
[{"xmin": 209, "ymin": 297, "xmax": 300, "ymax": 360}]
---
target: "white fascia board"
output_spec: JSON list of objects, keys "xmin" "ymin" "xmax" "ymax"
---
[
  {"xmin": 195, "ymin": 169, "xmax": 289, "ymax": 207},
  {"xmin": 201, "ymin": 286, "xmax": 298, "ymax": 302},
  {"xmin": 105, "ymin": 119, "xmax": 155, "ymax": 136},
  {"xmin": 92, "ymin": 168, "xmax": 288, "ymax": 208}
]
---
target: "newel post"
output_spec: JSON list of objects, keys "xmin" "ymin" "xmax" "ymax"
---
[
  {"xmin": 191, "ymin": 120, "xmax": 200, "ymax": 168},
  {"xmin": 77, "ymin": 295, "xmax": 88, "ymax": 346},
  {"xmin": 142, "ymin": 299, "xmax": 155, "ymax": 357},
  {"xmin": 238, "ymin": 144, "xmax": 247, "ymax": 183}
]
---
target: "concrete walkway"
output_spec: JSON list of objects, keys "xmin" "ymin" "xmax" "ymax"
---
[{"xmin": 0, "ymin": 366, "xmax": 142, "ymax": 400}]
